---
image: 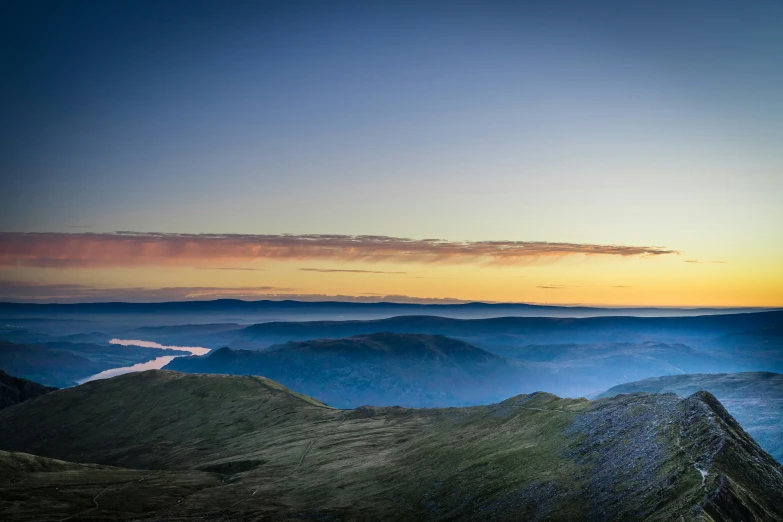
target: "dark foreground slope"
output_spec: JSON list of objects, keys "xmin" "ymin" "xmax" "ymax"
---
[
  {"xmin": 598, "ymin": 372, "xmax": 783, "ymax": 463},
  {"xmin": 0, "ymin": 450, "xmax": 220, "ymax": 520},
  {"xmin": 165, "ymin": 332, "xmax": 532, "ymax": 407},
  {"xmin": 0, "ymin": 370, "xmax": 55, "ymax": 410},
  {"xmin": 1, "ymin": 371, "xmax": 782, "ymax": 521}
]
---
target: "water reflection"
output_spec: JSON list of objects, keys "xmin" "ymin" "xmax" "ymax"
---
[
  {"xmin": 77, "ymin": 339, "xmax": 210, "ymax": 384},
  {"xmin": 77, "ymin": 356, "xmax": 180, "ymax": 384},
  {"xmin": 109, "ymin": 339, "xmax": 210, "ymax": 356}
]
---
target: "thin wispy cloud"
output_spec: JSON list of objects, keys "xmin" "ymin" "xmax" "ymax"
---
[
  {"xmin": 199, "ymin": 267, "xmax": 266, "ymax": 271},
  {"xmin": 0, "ymin": 232, "xmax": 680, "ymax": 269},
  {"xmin": 537, "ymin": 285, "xmax": 579, "ymax": 289},
  {"xmin": 0, "ymin": 281, "xmax": 295, "ymax": 302},
  {"xmin": 300, "ymin": 268, "xmax": 406, "ymax": 274}
]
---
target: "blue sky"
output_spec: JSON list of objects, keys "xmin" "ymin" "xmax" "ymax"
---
[{"xmin": 0, "ymin": 0, "xmax": 781, "ymax": 305}]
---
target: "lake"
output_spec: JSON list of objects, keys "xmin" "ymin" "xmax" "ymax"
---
[{"xmin": 77, "ymin": 339, "xmax": 210, "ymax": 384}]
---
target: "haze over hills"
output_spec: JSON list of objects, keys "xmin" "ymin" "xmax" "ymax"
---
[
  {"xmin": 2, "ymin": 310, "xmax": 780, "ymax": 398},
  {"xmin": 164, "ymin": 332, "xmax": 731, "ymax": 406},
  {"xmin": 0, "ymin": 340, "xmax": 190, "ymax": 387},
  {"xmin": 229, "ymin": 311, "xmax": 783, "ymax": 347},
  {"xmin": 598, "ymin": 372, "xmax": 783, "ymax": 463},
  {"xmin": 159, "ymin": 312, "xmax": 783, "ymax": 400},
  {"xmin": 1, "ymin": 370, "xmax": 782, "ymax": 521},
  {"xmin": 0, "ymin": 341, "xmax": 117, "ymax": 387},
  {"xmin": 166, "ymin": 332, "xmax": 531, "ymax": 407},
  {"xmin": 120, "ymin": 310, "xmax": 783, "ymax": 350}
]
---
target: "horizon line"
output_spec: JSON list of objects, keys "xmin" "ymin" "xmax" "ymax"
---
[{"xmin": 0, "ymin": 298, "xmax": 777, "ymax": 310}]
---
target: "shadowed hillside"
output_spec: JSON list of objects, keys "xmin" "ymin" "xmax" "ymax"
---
[
  {"xmin": 0, "ymin": 370, "xmax": 782, "ymax": 521},
  {"xmin": 598, "ymin": 372, "xmax": 783, "ymax": 463},
  {"xmin": 165, "ymin": 332, "xmax": 532, "ymax": 407},
  {"xmin": 0, "ymin": 370, "xmax": 55, "ymax": 410}
]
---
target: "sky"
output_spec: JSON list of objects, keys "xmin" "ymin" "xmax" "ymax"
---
[{"xmin": 0, "ymin": 0, "xmax": 781, "ymax": 306}]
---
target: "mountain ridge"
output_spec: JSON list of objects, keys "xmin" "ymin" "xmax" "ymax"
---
[
  {"xmin": 0, "ymin": 370, "xmax": 782, "ymax": 520},
  {"xmin": 598, "ymin": 372, "xmax": 783, "ymax": 463}
]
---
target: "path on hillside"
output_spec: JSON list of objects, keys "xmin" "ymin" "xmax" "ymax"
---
[
  {"xmin": 510, "ymin": 405, "xmax": 589, "ymax": 414},
  {"xmin": 214, "ymin": 409, "xmax": 347, "ymax": 518},
  {"xmin": 57, "ymin": 472, "xmax": 159, "ymax": 522}
]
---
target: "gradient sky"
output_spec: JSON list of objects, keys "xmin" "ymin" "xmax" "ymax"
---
[{"xmin": 0, "ymin": 0, "xmax": 781, "ymax": 306}]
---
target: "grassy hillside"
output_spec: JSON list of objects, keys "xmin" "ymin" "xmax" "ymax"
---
[
  {"xmin": 0, "ymin": 370, "xmax": 782, "ymax": 520},
  {"xmin": 598, "ymin": 372, "xmax": 783, "ymax": 463},
  {"xmin": 165, "ymin": 332, "xmax": 532, "ymax": 407},
  {"xmin": 0, "ymin": 450, "xmax": 221, "ymax": 521}
]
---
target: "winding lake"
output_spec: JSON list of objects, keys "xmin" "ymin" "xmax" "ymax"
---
[{"xmin": 77, "ymin": 339, "xmax": 210, "ymax": 384}]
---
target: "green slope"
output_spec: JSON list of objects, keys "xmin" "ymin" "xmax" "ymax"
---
[
  {"xmin": 0, "ymin": 450, "xmax": 220, "ymax": 521},
  {"xmin": 0, "ymin": 370, "xmax": 781, "ymax": 521}
]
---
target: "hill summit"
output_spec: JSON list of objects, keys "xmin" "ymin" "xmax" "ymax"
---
[{"xmin": 165, "ymin": 332, "xmax": 531, "ymax": 407}]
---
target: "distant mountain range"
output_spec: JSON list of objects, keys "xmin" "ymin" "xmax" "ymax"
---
[
  {"xmin": 0, "ymin": 298, "xmax": 773, "ymax": 324},
  {"xmin": 3, "ymin": 311, "xmax": 781, "ymax": 398},
  {"xmin": 166, "ymin": 332, "xmax": 530, "ymax": 407},
  {"xmin": 158, "ymin": 312, "xmax": 783, "ymax": 399},
  {"xmin": 1, "ymin": 370, "xmax": 781, "ymax": 521},
  {"xmin": 128, "ymin": 310, "xmax": 783, "ymax": 348},
  {"xmin": 598, "ymin": 372, "xmax": 783, "ymax": 463}
]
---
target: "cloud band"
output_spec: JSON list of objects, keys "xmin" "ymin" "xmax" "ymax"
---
[{"xmin": 0, "ymin": 232, "xmax": 679, "ymax": 269}]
